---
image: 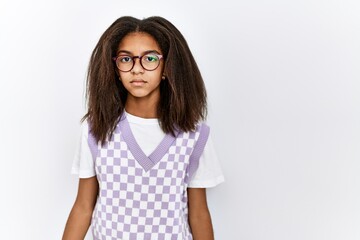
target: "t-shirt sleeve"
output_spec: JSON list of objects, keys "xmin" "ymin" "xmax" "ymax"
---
[
  {"xmin": 188, "ymin": 133, "xmax": 225, "ymax": 188},
  {"xmin": 71, "ymin": 121, "xmax": 96, "ymax": 178}
]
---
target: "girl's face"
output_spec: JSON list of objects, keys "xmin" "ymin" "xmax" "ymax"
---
[{"xmin": 116, "ymin": 32, "xmax": 164, "ymax": 102}]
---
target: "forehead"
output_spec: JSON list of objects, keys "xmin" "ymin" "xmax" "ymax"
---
[{"xmin": 117, "ymin": 32, "xmax": 161, "ymax": 54}]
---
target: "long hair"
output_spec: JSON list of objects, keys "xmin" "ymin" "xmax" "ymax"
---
[{"xmin": 82, "ymin": 16, "xmax": 207, "ymax": 145}]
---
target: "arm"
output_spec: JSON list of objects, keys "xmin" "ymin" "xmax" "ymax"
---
[
  {"xmin": 62, "ymin": 176, "xmax": 99, "ymax": 240},
  {"xmin": 187, "ymin": 188, "xmax": 214, "ymax": 240}
]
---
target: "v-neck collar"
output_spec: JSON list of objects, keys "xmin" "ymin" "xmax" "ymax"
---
[{"xmin": 118, "ymin": 114, "xmax": 179, "ymax": 171}]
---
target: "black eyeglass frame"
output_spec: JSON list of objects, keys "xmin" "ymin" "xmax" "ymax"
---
[{"xmin": 112, "ymin": 54, "xmax": 164, "ymax": 72}]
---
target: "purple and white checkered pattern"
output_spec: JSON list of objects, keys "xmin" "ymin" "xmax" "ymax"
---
[{"xmin": 88, "ymin": 116, "xmax": 209, "ymax": 240}]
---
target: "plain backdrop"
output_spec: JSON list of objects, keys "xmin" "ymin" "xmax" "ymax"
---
[{"xmin": 0, "ymin": 0, "xmax": 359, "ymax": 239}]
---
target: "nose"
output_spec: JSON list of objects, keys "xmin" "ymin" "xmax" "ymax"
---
[{"xmin": 131, "ymin": 57, "xmax": 144, "ymax": 74}]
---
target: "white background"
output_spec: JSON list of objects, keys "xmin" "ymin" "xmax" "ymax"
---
[{"xmin": 1, "ymin": 0, "xmax": 359, "ymax": 239}]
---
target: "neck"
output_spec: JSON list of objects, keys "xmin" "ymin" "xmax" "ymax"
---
[{"xmin": 125, "ymin": 95, "xmax": 159, "ymax": 119}]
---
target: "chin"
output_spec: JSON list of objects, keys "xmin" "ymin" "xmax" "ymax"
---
[{"xmin": 128, "ymin": 91, "xmax": 150, "ymax": 98}]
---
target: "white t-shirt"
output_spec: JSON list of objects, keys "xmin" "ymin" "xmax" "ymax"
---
[{"xmin": 71, "ymin": 112, "xmax": 225, "ymax": 188}]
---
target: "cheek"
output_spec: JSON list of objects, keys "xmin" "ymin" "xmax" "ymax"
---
[
  {"xmin": 118, "ymin": 72, "xmax": 129, "ymax": 81},
  {"xmin": 152, "ymin": 67, "xmax": 164, "ymax": 81},
  {"xmin": 149, "ymin": 72, "xmax": 162, "ymax": 84}
]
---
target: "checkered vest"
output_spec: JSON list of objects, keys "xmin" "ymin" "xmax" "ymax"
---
[{"xmin": 87, "ymin": 115, "xmax": 210, "ymax": 240}]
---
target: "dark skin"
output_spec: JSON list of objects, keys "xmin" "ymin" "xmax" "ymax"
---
[
  {"xmin": 62, "ymin": 177, "xmax": 98, "ymax": 239},
  {"xmin": 63, "ymin": 32, "xmax": 215, "ymax": 239},
  {"xmin": 187, "ymin": 188, "xmax": 215, "ymax": 240}
]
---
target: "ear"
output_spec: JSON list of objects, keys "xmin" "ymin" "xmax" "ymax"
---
[{"xmin": 161, "ymin": 69, "xmax": 167, "ymax": 80}]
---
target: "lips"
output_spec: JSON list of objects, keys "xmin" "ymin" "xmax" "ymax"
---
[{"xmin": 130, "ymin": 79, "xmax": 147, "ymax": 86}]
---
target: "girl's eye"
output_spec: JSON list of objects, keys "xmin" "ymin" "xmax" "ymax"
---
[
  {"xmin": 120, "ymin": 56, "xmax": 132, "ymax": 63},
  {"xmin": 144, "ymin": 55, "xmax": 158, "ymax": 62}
]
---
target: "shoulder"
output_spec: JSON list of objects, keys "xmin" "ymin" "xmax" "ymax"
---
[
  {"xmin": 79, "ymin": 120, "xmax": 90, "ymax": 138},
  {"xmin": 180, "ymin": 122, "xmax": 210, "ymax": 141},
  {"xmin": 194, "ymin": 121, "xmax": 210, "ymax": 135},
  {"xmin": 177, "ymin": 122, "xmax": 210, "ymax": 138},
  {"xmin": 192, "ymin": 122, "xmax": 211, "ymax": 149}
]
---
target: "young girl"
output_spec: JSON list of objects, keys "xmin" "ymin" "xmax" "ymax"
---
[{"xmin": 62, "ymin": 16, "xmax": 224, "ymax": 240}]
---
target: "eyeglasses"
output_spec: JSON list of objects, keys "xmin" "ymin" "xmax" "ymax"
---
[{"xmin": 112, "ymin": 53, "xmax": 164, "ymax": 72}]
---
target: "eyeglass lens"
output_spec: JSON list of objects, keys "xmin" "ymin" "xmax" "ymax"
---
[{"xmin": 116, "ymin": 54, "xmax": 161, "ymax": 72}]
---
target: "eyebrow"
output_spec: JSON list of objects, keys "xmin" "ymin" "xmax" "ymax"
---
[{"xmin": 116, "ymin": 49, "xmax": 161, "ymax": 55}]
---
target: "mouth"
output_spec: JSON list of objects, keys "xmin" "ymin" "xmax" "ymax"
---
[{"xmin": 130, "ymin": 79, "xmax": 147, "ymax": 86}]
